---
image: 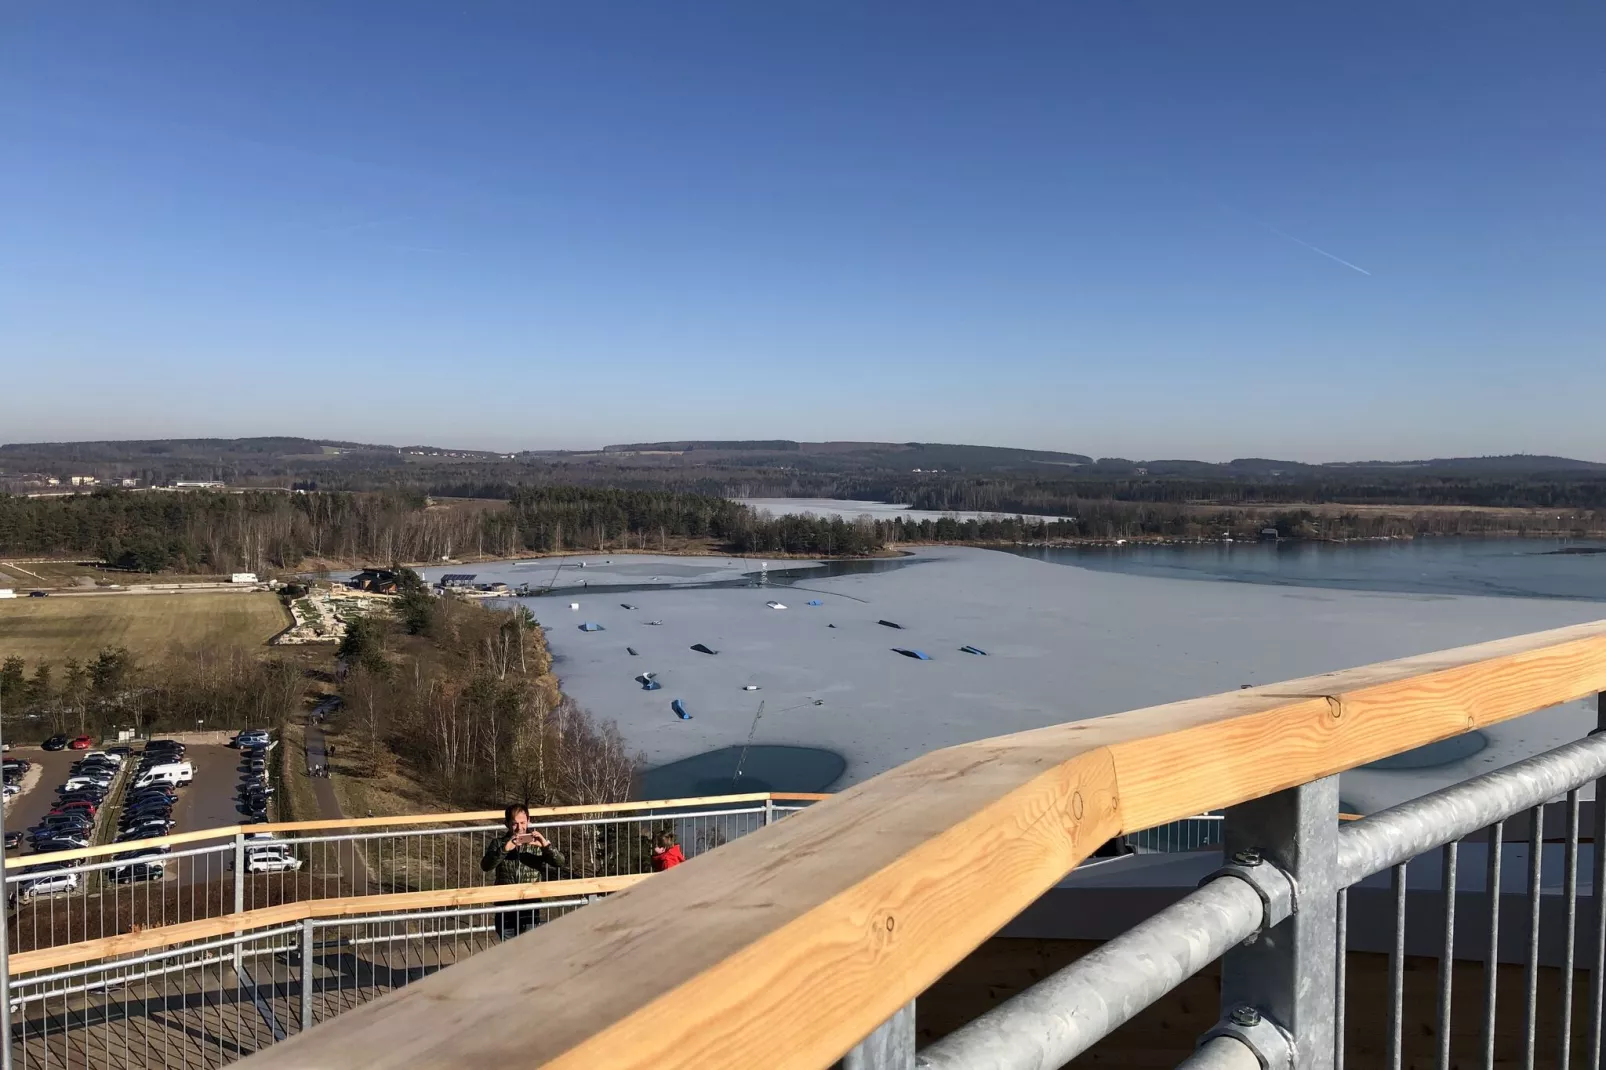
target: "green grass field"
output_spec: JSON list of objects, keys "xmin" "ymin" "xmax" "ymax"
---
[{"xmin": 0, "ymin": 592, "xmax": 290, "ymax": 669}]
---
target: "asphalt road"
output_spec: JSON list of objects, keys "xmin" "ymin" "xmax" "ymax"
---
[{"xmin": 168, "ymin": 744, "xmax": 252, "ymax": 840}]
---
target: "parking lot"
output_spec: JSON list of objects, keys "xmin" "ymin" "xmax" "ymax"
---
[
  {"xmin": 5, "ymin": 746, "xmax": 100, "ymax": 850},
  {"xmin": 5, "ymin": 738, "xmax": 271, "ymax": 868},
  {"xmin": 167, "ymin": 744, "xmax": 255, "ymax": 839}
]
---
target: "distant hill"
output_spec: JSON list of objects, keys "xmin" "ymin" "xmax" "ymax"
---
[
  {"xmin": 599, "ymin": 440, "xmax": 1097, "ymax": 472},
  {"xmin": 3, "ymin": 437, "xmax": 1601, "ymax": 487}
]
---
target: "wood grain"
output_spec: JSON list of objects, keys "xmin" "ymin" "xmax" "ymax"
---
[
  {"xmin": 227, "ymin": 619, "xmax": 1606, "ymax": 1070},
  {"xmin": 9, "ymin": 875, "xmax": 647, "ymax": 975}
]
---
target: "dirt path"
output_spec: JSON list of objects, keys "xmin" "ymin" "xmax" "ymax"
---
[{"xmin": 302, "ymin": 721, "xmax": 371, "ymax": 891}]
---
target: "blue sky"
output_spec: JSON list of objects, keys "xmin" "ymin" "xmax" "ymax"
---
[{"xmin": 3, "ymin": 3, "xmax": 1603, "ymax": 460}]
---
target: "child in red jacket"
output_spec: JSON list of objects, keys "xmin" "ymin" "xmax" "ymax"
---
[{"xmin": 649, "ymin": 829, "xmax": 685, "ymax": 871}]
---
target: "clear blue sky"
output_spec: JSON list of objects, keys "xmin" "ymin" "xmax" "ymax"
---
[{"xmin": 3, "ymin": 3, "xmax": 1603, "ymax": 461}]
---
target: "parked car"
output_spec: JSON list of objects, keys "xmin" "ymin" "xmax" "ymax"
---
[
  {"xmin": 39, "ymin": 812, "xmax": 93, "ymax": 830},
  {"xmin": 114, "ymin": 846, "xmax": 171, "ymax": 860},
  {"xmin": 48, "ymin": 801, "xmax": 96, "ymax": 817},
  {"xmin": 2, "ymin": 784, "xmax": 18, "ymax": 798},
  {"xmin": 68, "ymin": 736, "xmax": 93, "ymax": 750},
  {"xmin": 119, "ymin": 803, "xmax": 173, "ymax": 819},
  {"xmin": 120, "ymin": 801, "xmax": 173, "ymax": 818},
  {"xmin": 42, "ymin": 735, "xmax": 69, "ymax": 751},
  {"xmin": 31, "ymin": 836, "xmax": 89, "ymax": 853},
  {"xmin": 4, "ymin": 831, "xmax": 23, "ymax": 849},
  {"xmin": 27, "ymin": 590, "xmax": 48, "ymax": 598},
  {"xmin": 120, "ymin": 818, "xmax": 175, "ymax": 835},
  {"xmin": 12, "ymin": 869, "xmax": 80, "ymax": 902},
  {"xmin": 82, "ymin": 751, "xmax": 123, "ymax": 765},
  {"xmin": 242, "ymin": 847, "xmax": 302, "ymax": 873},
  {"xmin": 3, "ymin": 758, "xmax": 33, "ymax": 774},
  {"xmin": 110, "ymin": 862, "xmax": 165, "ymax": 885}
]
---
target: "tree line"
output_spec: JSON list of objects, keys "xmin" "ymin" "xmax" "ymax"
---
[
  {"xmin": 334, "ymin": 571, "xmax": 637, "ymax": 809},
  {"xmin": 0, "ymin": 646, "xmax": 303, "ymax": 741},
  {"xmin": 2, "ymin": 481, "xmax": 1600, "ymax": 579}
]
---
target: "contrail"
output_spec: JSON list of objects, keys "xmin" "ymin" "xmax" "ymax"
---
[
  {"xmin": 1254, "ymin": 220, "xmax": 1372, "ymax": 276},
  {"xmin": 1202, "ymin": 195, "xmax": 1374, "ymax": 277}
]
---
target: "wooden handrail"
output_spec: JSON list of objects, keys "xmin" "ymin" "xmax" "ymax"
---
[
  {"xmin": 6, "ymin": 792, "xmax": 830, "ymax": 870},
  {"xmin": 9, "ymin": 874, "xmax": 647, "ymax": 975},
  {"xmin": 230, "ymin": 619, "xmax": 1606, "ymax": 1070}
]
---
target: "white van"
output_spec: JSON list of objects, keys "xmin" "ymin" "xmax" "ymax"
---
[{"xmin": 134, "ymin": 762, "xmax": 194, "ymax": 788}]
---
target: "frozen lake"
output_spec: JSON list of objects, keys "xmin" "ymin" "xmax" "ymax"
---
[
  {"xmin": 737, "ymin": 497, "xmax": 1076, "ymax": 523},
  {"xmin": 492, "ymin": 547, "xmax": 1606, "ymax": 810}
]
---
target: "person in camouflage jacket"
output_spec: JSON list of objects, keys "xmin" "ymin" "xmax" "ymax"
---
[{"xmin": 481, "ymin": 803, "xmax": 566, "ymax": 939}]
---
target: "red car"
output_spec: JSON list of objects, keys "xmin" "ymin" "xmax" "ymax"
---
[
  {"xmin": 50, "ymin": 802, "xmax": 97, "ymax": 817},
  {"xmin": 68, "ymin": 736, "xmax": 93, "ymax": 750}
]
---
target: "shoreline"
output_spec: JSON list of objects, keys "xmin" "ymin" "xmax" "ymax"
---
[{"xmin": 15, "ymin": 528, "xmax": 1605, "ymax": 588}]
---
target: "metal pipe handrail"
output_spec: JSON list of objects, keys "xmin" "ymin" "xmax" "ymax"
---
[
  {"xmin": 918, "ymin": 875, "xmax": 1268, "ymax": 1069},
  {"xmin": 1335, "ymin": 732, "xmax": 1606, "ymax": 888},
  {"xmin": 5, "ymin": 792, "xmax": 824, "ymax": 871}
]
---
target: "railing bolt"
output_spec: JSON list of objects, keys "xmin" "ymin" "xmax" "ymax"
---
[
  {"xmin": 1231, "ymin": 848, "xmax": 1262, "ymax": 867},
  {"xmin": 1230, "ymin": 1005, "xmax": 1261, "ymax": 1028}
]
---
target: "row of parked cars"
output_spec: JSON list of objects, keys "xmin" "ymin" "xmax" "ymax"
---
[
  {"xmin": 21, "ymin": 747, "xmax": 130, "ymax": 855},
  {"xmin": 40, "ymin": 734, "xmax": 96, "ymax": 752},
  {"xmin": 8, "ymin": 741, "xmax": 202, "ymax": 903},
  {"xmin": 235, "ymin": 728, "xmax": 276, "ymax": 826},
  {"xmin": 8, "ymin": 747, "xmax": 130, "ymax": 902},
  {"xmin": 103, "ymin": 740, "xmax": 198, "ymax": 885}
]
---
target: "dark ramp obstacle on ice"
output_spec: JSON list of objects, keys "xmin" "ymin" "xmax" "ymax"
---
[
  {"xmin": 672, "ymin": 698, "xmax": 693, "ymax": 720},
  {"xmin": 959, "ymin": 645, "xmax": 988, "ymax": 656},
  {"xmin": 690, "ymin": 643, "xmax": 719, "ymax": 655},
  {"xmin": 578, "ymin": 622, "xmax": 605, "ymax": 632},
  {"xmin": 892, "ymin": 648, "xmax": 931, "ymax": 660},
  {"xmin": 626, "ymin": 647, "xmax": 639, "ymax": 656},
  {"xmin": 878, "ymin": 619, "xmax": 903, "ymax": 629}
]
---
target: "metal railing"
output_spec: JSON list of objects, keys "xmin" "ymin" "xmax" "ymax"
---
[
  {"xmin": 915, "ymin": 714, "xmax": 1606, "ymax": 1070},
  {"xmin": 5, "ymin": 794, "xmax": 1216, "ymax": 967},
  {"xmin": 198, "ymin": 619, "xmax": 1606, "ymax": 1070},
  {"xmin": 5, "ymin": 894, "xmax": 596, "ymax": 1070},
  {"xmin": 0, "ymin": 788, "xmax": 1234, "ymax": 1068},
  {"xmin": 3, "ymin": 794, "xmax": 813, "ymax": 960}
]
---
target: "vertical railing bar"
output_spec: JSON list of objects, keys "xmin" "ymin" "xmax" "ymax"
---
[
  {"xmin": 1591, "ymin": 692, "xmax": 1606, "ymax": 1070},
  {"xmin": 1336, "ymin": 886, "xmax": 1348, "ymax": 1070},
  {"xmin": 1389, "ymin": 861, "xmax": 1407, "ymax": 1070},
  {"xmin": 1438, "ymin": 840, "xmax": 1459, "ymax": 1070},
  {"xmin": 1483, "ymin": 819, "xmax": 1505, "ymax": 1070},
  {"xmin": 1562, "ymin": 789, "xmax": 1581, "ymax": 1070},
  {"xmin": 1524, "ymin": 805, "xmax": 1544, "ymax": 1070}
]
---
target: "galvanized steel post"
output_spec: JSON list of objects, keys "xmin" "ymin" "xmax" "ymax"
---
[
  {"xmin": 834, "ymin": 1000, "xmax": 914, "ymax": 1070},
  {"xmin": 1216, "ymin": 775, "xmax": 1340, "ymax": 1070},
  {"xmin": 301, "ymin": 918, "xmax": 316, "ymax": 1032},
  {"xmin": 233, "ymin": 831, "xmax": 247, "ymax": 914},
  {"xmin": 234, "ymin": 830, "xmax": 248, "ymax": 974}
]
